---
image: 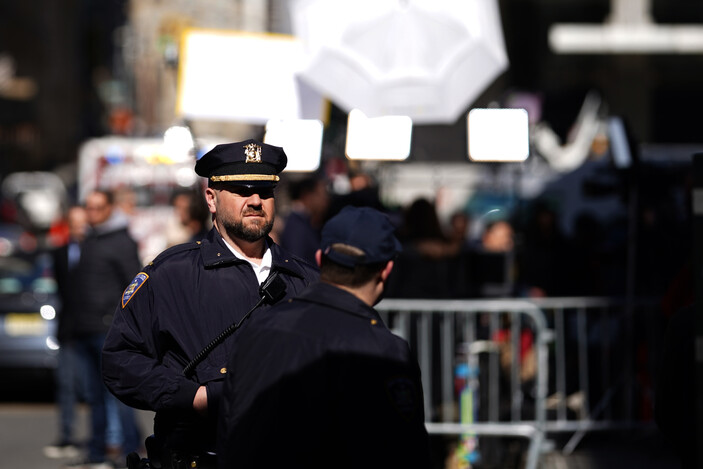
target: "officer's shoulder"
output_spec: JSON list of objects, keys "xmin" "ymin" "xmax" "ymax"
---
[
  {"xmin": 287, "ymin": 252, "xmax": 318, "ymax": 272},
  {"xmin": 147, "ymin": 240, "xmax": 203, "ymax": 269},
  {"xmin": 287, "ymin": 254, "xmax": 320, "ymax": 280},
  {"xmin": 273, "ymin": 245, "xmax": 320, "ymax": 278}
]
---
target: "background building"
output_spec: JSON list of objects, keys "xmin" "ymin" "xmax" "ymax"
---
[{"xmin": 0, "ymin": 0, "xmax": 701, "ymax": 174}]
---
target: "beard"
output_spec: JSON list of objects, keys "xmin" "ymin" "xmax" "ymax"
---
[{"xmin": 220, "ymin": 209, "xmax": 274, "ymax": 242}]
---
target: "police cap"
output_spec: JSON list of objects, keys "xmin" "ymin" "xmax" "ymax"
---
[
  {"xmin": 321, "ymin": 206, "xmax": 402, "ymax": 268},
  {"xmin": 195, "ymin": 139, "xmax": 287, "ymax": 188}
]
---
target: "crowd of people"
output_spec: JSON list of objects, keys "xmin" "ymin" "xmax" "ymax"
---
[{"xmin": 274, "ymin": 172, "xmax": 690, "ymax": 304}]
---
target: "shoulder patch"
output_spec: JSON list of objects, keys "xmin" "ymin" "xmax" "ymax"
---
[{"xmin": 122, "ymin": 272, "xmax": 149, "ymax": 308}]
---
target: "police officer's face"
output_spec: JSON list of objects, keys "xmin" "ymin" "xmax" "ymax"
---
[{"xmin": 208, "ymin": 186, "xmax": 275, "ymax": 242}]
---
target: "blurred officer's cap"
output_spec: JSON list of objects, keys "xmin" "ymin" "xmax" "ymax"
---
[
  {"xmin": 195, "ymin": 139, "xmax": 287, "ymax": 188},
  {"xmin": 321, "ymin": 206, "xmax": 401, "ymax": 267}
]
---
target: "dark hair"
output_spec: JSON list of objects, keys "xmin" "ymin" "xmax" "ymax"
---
[
  {"xmin": 319, "ymin": 243, "xmax": 386, "ymax": 287},
  {"xmin": 172, "ymin": 188, "xmax": 210, "ymax": 225},
  {"xmin": 289, "ymin": 175, "xmax": 324, "ymax": 201},
  {"xmin": 187, "ymin": 189, "xmax": 209, "ymax": 225},
  {"xmin": 401, "ymin": 197, "xmax": 446, "ymax": 242},
  {"xmin": 92, "ymin": 189, "xmax": 114, "ymax": 205}
]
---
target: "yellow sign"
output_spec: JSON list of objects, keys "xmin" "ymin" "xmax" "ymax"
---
[{"xmin": 4, "ymin": 313, "xmax": 47, "ymax": 336}]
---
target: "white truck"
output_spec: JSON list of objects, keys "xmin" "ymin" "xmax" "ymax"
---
[{"xmin": 77, "ymin": 135, "xmax": 223, "ymax": 264}]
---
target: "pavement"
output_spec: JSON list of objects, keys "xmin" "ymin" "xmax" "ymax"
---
[
  {"xmin": 1, "ymin": 400, "xmax": 681, "ymax": 469},
  {"xmin": 541, "ymin": 429, "xmax": 681, "ymax": 469},
  {"xmin": 0, "ymin": 403, "xmax": 153, "ymax": 469},
  {"xmin": 430, "ymin": 426, "xmax": 680, "ymax": 469}
]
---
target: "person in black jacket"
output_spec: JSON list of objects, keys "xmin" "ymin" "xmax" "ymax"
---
[
  {"xmin": 64, "ymin": 189, "xmax": 143, "ymax": 468},
  {"xmin": 102, "ymin": 140, "xmax": 319, "ymax": 469},
  {"xmin": 279, "ymin": 175, "xmax": 329, "ymax": 264},
  {"xmin": 218, "ymin": 206, "xmax": 431, "ymax": 469},
  {"xmin": 44, "ymin": 206, "xmax": 88, "ymax": 460}
]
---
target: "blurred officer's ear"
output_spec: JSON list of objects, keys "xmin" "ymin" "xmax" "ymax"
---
[
  {"xmin": 314, "ymin": 249, "xmax": 323, "ymax": 268},
  {"xmin": 380, "ymin": 260, "xmax": 394, "ymax": 283}
]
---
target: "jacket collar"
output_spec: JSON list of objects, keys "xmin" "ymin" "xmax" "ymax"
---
[
  {"xmin": 88, "ymin": 211, "xmax": 130, "ymax": 237},
  {"xmin": 200, "ymin": 228, "xmax": 309, "ymax": 279},
  {"xmin": 295, "ymin": 282, "xmax": 382, "ymax": 322}
]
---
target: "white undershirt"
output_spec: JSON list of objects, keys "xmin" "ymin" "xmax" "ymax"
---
[{"xmin": 221, "ymin": 237, "xmax": 272, "ymax": 284}]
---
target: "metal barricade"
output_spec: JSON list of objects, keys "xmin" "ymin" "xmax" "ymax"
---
[
  {"xmin": 528, "ymin": 297, "xmax": 663, "ymax": 454},
  {"xmin": 377, "ymin": 299, "xmax": 552, "ymax": 469},
  {"xmin": 376, "ymin": 297, "xmax": 663, "ymax": 468}
]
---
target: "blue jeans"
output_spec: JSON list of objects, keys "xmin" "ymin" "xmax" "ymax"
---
[
  {"xmin": 106, "ymin": 394, "xmax": 122, "ymax": 448},
  {"xmin": 74, "ymin": 334, "xmax": 108, "ymax": 463},
  {"xmin": 55, "ymin": 341, "xmax": 81, "ymax": 444},
  {"xmin": 107, "ymin": 392, "xmax": 142, "ymax": 454},
  {"xmin": 74, "ymin": 334, "xmax": 142, "ymax": 462}
]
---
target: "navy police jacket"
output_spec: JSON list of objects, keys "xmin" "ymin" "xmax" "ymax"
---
[
  {"xmin": 217, "ymin": 282, "xmax": 431, "ymax": 469},
  {"xmin": 102, "ymin": 228, "xmax": 318, "ymax": 452}
]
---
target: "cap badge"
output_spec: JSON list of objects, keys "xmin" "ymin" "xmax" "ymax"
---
[{"xmin": 244, "ymin": 143, "xmax": 262, "ymax": 163}]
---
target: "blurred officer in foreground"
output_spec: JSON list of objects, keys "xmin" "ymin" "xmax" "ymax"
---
[
  {"xmin": 218, "ymin": 206, "xmax": 431, "ymax": 469},
  {"xmin": 102, "ymin": 140, "xmax": 319, "ymax": 468}
]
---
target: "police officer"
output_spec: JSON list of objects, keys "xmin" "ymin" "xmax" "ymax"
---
[
  {"xmin": 102, "ymin": 140, "xmax": 319, "ymax": 468},
  {"xmin": 217, "ymin": 206, "xmax": 431, "ymax": 469}
]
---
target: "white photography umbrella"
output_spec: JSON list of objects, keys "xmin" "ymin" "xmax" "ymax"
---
[{"xmin": 290, "ymin": 0, "xmax": 509, "ymax": 125}]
